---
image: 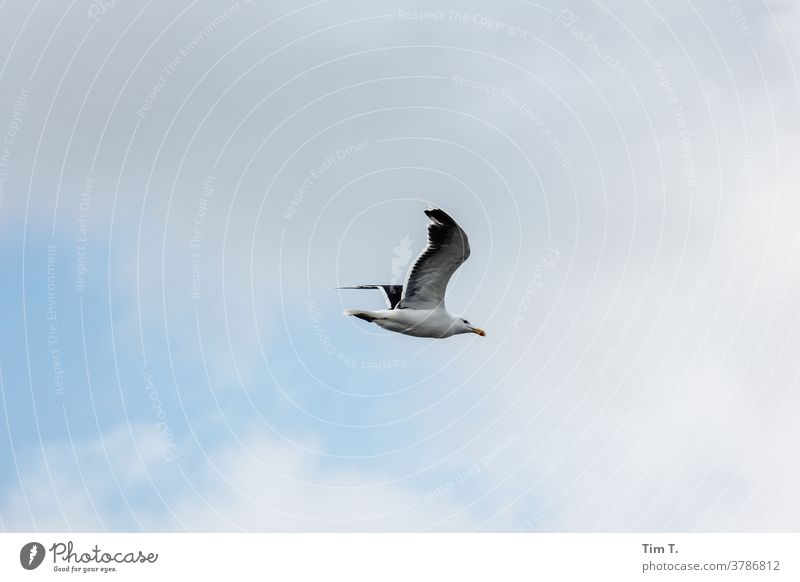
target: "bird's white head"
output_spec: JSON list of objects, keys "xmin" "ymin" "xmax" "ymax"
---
[{"xmin": 455, "ymin": 316, "xmax": 486, "ymax": 337}]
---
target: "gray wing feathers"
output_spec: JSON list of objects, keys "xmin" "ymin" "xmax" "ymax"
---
[
  {"xmin": 398, "ymin": 208, "xmax": 470, "ymax": 309},
  {"xmin": 338, "ymin": 285, "xmax": 403, "ymax": 309}
]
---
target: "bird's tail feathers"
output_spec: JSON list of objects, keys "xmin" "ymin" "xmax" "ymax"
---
[{"xmin": 344, "ymin": 309, "xmax": 382, "ymax": 323}]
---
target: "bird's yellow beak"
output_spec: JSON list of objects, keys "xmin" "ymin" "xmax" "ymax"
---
[{"xmin": 470, "ymin": 327, "xmax": 486, "ymax": 337}]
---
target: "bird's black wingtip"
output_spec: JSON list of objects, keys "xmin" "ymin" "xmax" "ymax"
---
[{"xmin": 424, "ymin": 207, "xmax": 457, "ymax": 225}]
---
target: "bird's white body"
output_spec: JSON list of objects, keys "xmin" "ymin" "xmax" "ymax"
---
[{"xmin": 349, "ymin": 307, "xmax": 464, "ymax": 338}]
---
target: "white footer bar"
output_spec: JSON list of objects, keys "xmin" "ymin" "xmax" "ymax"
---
[{"xmin": 1, "ymin": 533, "xmax": 797, "ymax": 581}]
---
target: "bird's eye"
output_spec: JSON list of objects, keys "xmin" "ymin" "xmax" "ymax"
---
[{"xmin": 463, "ymin": 320, "xmax": 470, "ymax": 324}]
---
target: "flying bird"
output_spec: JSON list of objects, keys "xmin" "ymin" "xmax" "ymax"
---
[{"xmin": 340, "ymin": 208, "xmax": 485, "ymax": 339}]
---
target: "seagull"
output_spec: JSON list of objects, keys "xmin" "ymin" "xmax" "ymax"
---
[{"xmin": 340, "ymin": 208, "xmax": 485, "ymax": 339}]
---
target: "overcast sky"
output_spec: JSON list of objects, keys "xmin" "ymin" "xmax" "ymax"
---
[{"xmin": 1, "ymin": 0, "xmax": 799, "ymax": 532}]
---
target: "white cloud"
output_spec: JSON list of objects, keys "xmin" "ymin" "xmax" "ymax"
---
[{"xmin": 1, "ymin": 424, "xmax": 478, "ymax": 532}]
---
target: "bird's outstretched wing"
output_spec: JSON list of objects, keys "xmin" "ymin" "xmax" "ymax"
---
[
  {"xmin": 337, "ymin": 285, "xmax": 403, "ymax": 309},
  {"xmin": 398, "ymin": 208, "xmax": 470, "ymax": 309}
]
